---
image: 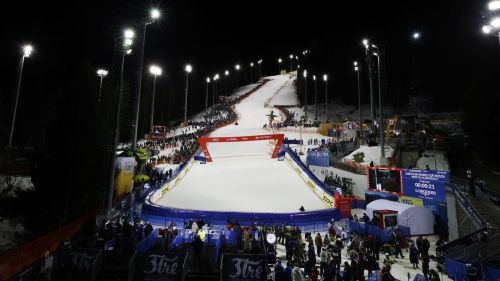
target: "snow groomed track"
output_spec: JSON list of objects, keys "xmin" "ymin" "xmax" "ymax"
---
[{"xmin": 142, "ymin": 74, "xmax": 339, "ymax": 224}]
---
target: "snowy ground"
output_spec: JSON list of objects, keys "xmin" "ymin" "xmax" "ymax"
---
[
  {"xmin": 155, "ymin": 74, "xmax": 332, "ymax": 213},
  {"xmin": 343, "ymin": 145, "xmax": 394, "ymax": 166}
]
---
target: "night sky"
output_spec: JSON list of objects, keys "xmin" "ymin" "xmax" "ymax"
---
[{"xmin": 1, "ymin": 0, "xmax": 500, "ymax": 148}]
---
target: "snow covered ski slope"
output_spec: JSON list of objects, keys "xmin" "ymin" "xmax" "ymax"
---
[{"xmin": 154, "ymin": 74, "xmax": 330, "ymax": 213}]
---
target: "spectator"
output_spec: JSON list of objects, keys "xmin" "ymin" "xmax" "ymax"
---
[
  {"xmin": 409, "ymin": 243, "xmax": 419, "ymax": 269},
  {"xmin": 192, "ymin": 235, "xmax": 203, "ymax": 268},
  {"xmin": 314, "ymin": 233, "xmax": 323, "ymax": 257}
]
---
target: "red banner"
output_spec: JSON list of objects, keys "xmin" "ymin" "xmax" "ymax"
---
[
  {"xmin": 198, "ymin": 134, "xmax": 284, "ymax": 162},
  {"xmin": 334, "ymin": 193, "xmax": 352, "ymax": 218}
]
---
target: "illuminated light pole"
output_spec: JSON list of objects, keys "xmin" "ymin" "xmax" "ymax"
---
[
  {"xmin": 148, "ymin": 65, "xmax": 162, "ymax": 134},
  {"xmin": 96, "ymin": 69, "xmax": 108, "ymax": 104},
  {"xmin": 483, "ymin": 2, "xmax": 500, "ymax": 44},
  {"xmin": 224, "ymin": 70, "xmax": 229, "ymax": 96},
  {"xmin": 303, "ymin": 69, "xmax": 308, "ymax": 119},
  {"xmin": 131, "ymin": 8, "xmax": 161, "ymax": 150},
  {"xmin": 235, "ymin": 64, "xmax": 240, "ymax": 87},
  {"xmin": 289, "ymin": 54, "xmax": 294, "ymax": 72},
  {"xmin": 362, "ymin": 38, "xmax": 376, "ymax": 133},
  {"xmin": 212, "ymin": 74, "xmax": 219, "ymax": 106},
  {"xmin": 323, "ymin": 74, "xmax": 328, "ymax": 121},
  {"xmin": 354, "ymin": 62, "xmax": 363, "ymax": 138},
  {"xmin": 250, "ymin": 62, "xmax": 254, "ymax": 83},
  {"xmin": 258, "ymin": 59, "xmax": 262, "ymax": 79},
  {"xmin": 205, "ymin": 77, "xmax": 210, "ymax": 111},
  {"xmin": 184, "ymin": 64, "xmax": 192, "ymax": 125},
  {"xmin": 278, "ymin": 58, "xmax": 282, "ymax": 74},
  {"xmin": 313, "ymin": 75, "xmax": 318, "ymax": 120},
  {"xmin": 8, "ymin": 44, "xmax": 33, "ymax": 149},
  {"xmin": 107, "ymin": 29, "xmax": 134, "ymax": 211},
  {"xmin": 372, "ymin": 45, "xmax": 386, "ymax": 164}
]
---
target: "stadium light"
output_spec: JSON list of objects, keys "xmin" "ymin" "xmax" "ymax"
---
[
  {"xmin": 23, "ymin": 45, "xmax": 33, "ymax": 57},
  {"xmin": 323, "ymin": 74, "xmax": 327, "ymax": 81},
  {"xmin": 149, "ymin": 65, "xmax": 162, "ymax": 76},
  {"xmin": 235, "ymin": 64, "xmax": 240, "ymax": 70},
  {"xmin": 413, "ymin": 32, "xmax": 421, "ymax": 39},
  {"xmin": 184, "ymin": 64, "xmax": 192, "ymax": 124},
  {"xmin": 96, "ymin": 68, "xmax": 108, "ymax": 103},
  {"xmin": 483, "ymin": 25, "xmax": 493, "ymax": 34},
  {"xmin": 148, "ymin": 64, "xmax": 162, "ymax": 139},
  {"xmin": 489, "ymin": 1, "xmax": 500, "ymax": 11},
  {"xmin": 151, "ymin": 8, "xmax": 161, "ymax": 20},
  {"xmin": 8, "ymin": 44, "xmax": 34, "ymax": 148},
  {"xmin": 131, "ymin": 8, "xmax": 162, "ymax": 149},
  {"xmin": 491, "ymin": 17, "xmax": 500, "ymax": 28}
]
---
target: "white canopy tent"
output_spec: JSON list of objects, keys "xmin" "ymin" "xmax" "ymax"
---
[{"xmin": 366, "ymin": 199, "xmax": 435, "ymax": 235}]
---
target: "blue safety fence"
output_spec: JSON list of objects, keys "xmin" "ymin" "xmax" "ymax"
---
[
  {"xmin": 306, "ymin": 150, "xmax": 331, "ymax": 167},
  {"xmin": 348, "ymin": 221, "xmax": 410, "ymax": 243},
  {"xmin": 136, "ymin": 229, "xmax": 159, "ymax": 252},
  {"xmin": 142, "ymin": 206, "xmax": 340, "ymax": 227},
  {"xmin": 285, "ymin": 147, "xmax": 335, "ymax": 197}
]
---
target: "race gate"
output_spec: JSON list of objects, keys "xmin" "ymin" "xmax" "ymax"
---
[{"xmin": 198, "ymin": 134, "xmax": 284, "ymax": 162}]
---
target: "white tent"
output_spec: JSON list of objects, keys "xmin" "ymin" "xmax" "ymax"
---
[{"xmin": 366, "ymin": 199, "xmax": 435, "ymax": 235}]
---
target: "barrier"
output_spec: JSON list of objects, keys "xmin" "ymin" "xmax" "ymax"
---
[
  {"xmin": 348, "ymin": 221, "xmax": 410, "ymax": 243},
  {"xmin": 284, "ymin": 147, "xmax": 335, "ymax": 207},
  {"xmin": 136, "ymin": 229, "xmax": 159, "ymax": 253}
]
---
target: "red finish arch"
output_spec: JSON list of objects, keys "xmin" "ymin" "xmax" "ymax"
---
[{"xmin": 198, "ymin": 134, "xmax": 284, "ymax": 162}]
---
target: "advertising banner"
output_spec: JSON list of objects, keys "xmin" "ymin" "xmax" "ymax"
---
[
  {"xmin": 401, "ymin": 169, "xmax": 449, "ymax": 202},
  {"xmin": 399, "ymin": 196, "xmax": 424, "ymax": 207},
  {"xmin": 221, "ymin": 254, "xmax": 266, "ymax": 281},
  {"xmin": 114, "ymin": 157, "xmax": 135, "ymax": 201},
  {"xmin": 54, "ymin": 248, "xmax": 102, "ymax": 281},
  {"xmin": 136, "ymin": 251, "xmax": 186, "ymax": 281}
]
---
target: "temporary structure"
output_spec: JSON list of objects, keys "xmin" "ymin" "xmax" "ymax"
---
[{"xmin": 366, "ymin": 199, "xmax": 435, "ymax": 235}]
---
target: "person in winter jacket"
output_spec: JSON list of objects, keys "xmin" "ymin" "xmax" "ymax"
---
[
  {"xmin": 320, "ymin": 247, "xmax": 331, "ymax": 276},
  {"xmin": 314, "ymin": 233, "xmax": 323, "ymax": 257},
  {"xmin": 323, "ymin": 234, "xmax": 330, "ymax": 247},
  {"xmin": 409, "ymin": 243, "xmax": 419, "ymax": 269},
  {"xmin": 292, "ymin": 266, "xmax": 303, "ymax": 281},
  {"xmin": 310, "ymin": 266, "xmax": 319, "ymax": 281},
  {"xmin": 191, "ymin": 221, "xmax": 199, "ymax": 233}
]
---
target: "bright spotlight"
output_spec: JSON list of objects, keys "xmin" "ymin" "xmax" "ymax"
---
[
  {"xmin": 278, "ymin": 58, "xmax": 282, "ymax": 63},
  {"xmin": 323, "ymin": 74, "xmax": 327, "ymax": 81},
  {"xmin": 313, "ymin": 75, "xmax": 316, "ymax": 80},
  {"xmin": 413, "ymin": 32, "xmax": 421, "ymax": 39},
  {"xmin": 491, "ymin": 17, "xmax": 500, "ymax": 28},
  {"xmin": 303, "ymin": 69, "xmax": 307, "ymax": 77},
  {"xmin": 185, "ymin": 64, "xmax": 192, "ymax": 73},
  {"xmin": 124, "ymin": 38, "xmax": 133, "ymax": 47},
  {"xmin": 126, "ymin": 49, "xmax": 132, "ymax": 55},
  {"xmin": 22, "ymin": 45, "xmax": 33, "ymax": 57},
  {"xmin": 353, "ymin": 61, "xmax": 358, "ymax": 66},
  {"xmin": 362, "ymin": 39, "xmax": 369, "ymax": 46},
  {"xmin": 483, "ymin": 25, "xmax": 492, "ymax": 34},
  {"xmin": 124, "ymin": 29, "xmax": 135, "ymax": 39},
  {"xmin": 250, "ymin": 62, "xmax": 254, "ymax": 67},
  {"xmin": 149, "ymin": 65, "xmax": 162, "ymax": 76},
  {"xmin": 489, "ymin": 1, "xmax": 500, "ymax": 11},
  {"xmin": 206, "ymin": 77, "xmax": 210, "ymax": 83},
  {"xmin": 151, "ymin": 9, "xmax": 161, "ymax": 19},
  {"xmin": 354, "ymin": 66, "xmax": 359, "ymax": 71},
  {"xmin": 97, "ymin": 69, "xmax": 109, "ymax": 77},
  {"xmin": 235, "ymin": 64, "xmax": 240, "ymax": 70},
  {"xmin": 225, "ymin": 70, "xmax": 229, "ymax": 76}
]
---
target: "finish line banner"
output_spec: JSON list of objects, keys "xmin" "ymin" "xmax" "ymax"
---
[{"xmin": 402, "ymin": 169, "xmax": 449, "ymax": 202}]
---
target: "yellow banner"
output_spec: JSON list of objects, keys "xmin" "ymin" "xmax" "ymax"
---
[
  {"xmin": 399, "ymin": 196, "xmax": 424, "ymax": 207},
  {"xmin": 114, "ymin": 157, "xmax": 135, "ymax": 201}
]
